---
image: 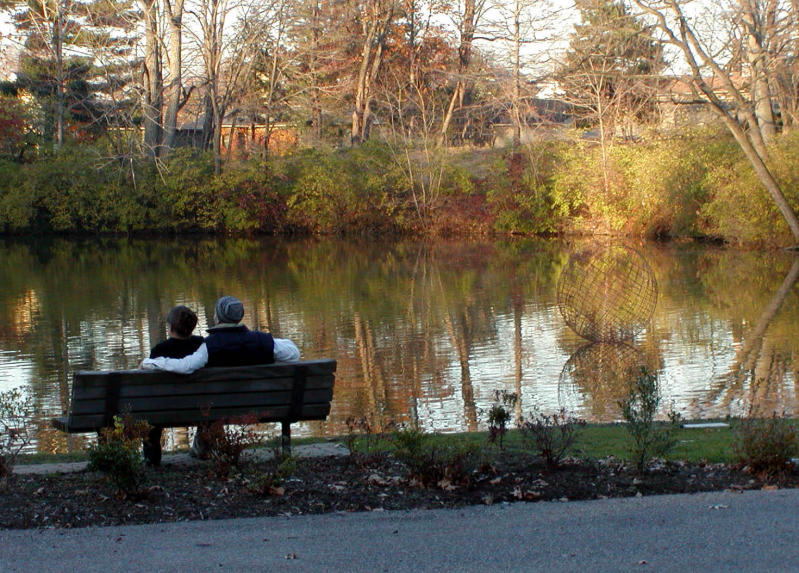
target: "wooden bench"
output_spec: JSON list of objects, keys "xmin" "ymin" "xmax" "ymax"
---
[{"xmin": 52, "ymin": 359, "xmax": 336, "ymax": 458}]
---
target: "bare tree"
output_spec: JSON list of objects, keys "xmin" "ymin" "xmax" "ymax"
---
[
  {"xmin": 138, "ymin": 0, "xmax": 163, "ymax": 157},
  {"xmin": 186, "ymin": 0, "xmax": 267, "ymax": 172},
  {"xmin": 162, "ymin": 0, "xmax": 190, "ymax": 152},
  {"xmin": 351, "ymin": 0, "xmax": 397, "ymax": 145},
  {"xmin": 483, "ymin": 0, "xmax": 558, "ymax": 146},
  {"xmin": 632, "ymin": 0, "xmax": 799, "ymax": 244},
  {"xmin": 439, "ymin": 0, "xmax": 488, "ymax": 144}
]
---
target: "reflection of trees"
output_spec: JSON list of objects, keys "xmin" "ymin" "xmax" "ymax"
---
[
  {"xmin": 1, "ymin": 236, "xmax": 573, "ymax": 449},
  {"xmin": 5, "ymin": 236, "xmax": 798, "ymax": 452},
  {"xmin": 710, "ymin": 256, "xmax": 799, "ymax": 414}
]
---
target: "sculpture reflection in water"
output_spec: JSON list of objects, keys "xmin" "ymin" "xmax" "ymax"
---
[{"xmin": 557, "ymin": 243, "xmax": 658, "ymax": 421}]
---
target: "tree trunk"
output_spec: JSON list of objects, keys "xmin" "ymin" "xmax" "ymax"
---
[
  {"xmin": 201, "ymin": 92, "xmax": 214, "ymax": 150},
  {"xmin": 351, "ymin": 2, "xmax": 391, "ymax": 145},
  {"xmin": 310, "ymin": 0, "xmax": 323, "ymax": 142},
  {"xmin": 211, "ymin": 95, "xmax": 224, "ymax": 175},
  {"xmin": 54, "ymin": 2, "xmax": 64, "ymax": 149},
  {"xmin": 512, "ymin": 0, "xmax": 521, "ymax": 147},
  {"xmin": 723, "ymin": 113, "xmax": 799, "ymax": 242},
  {"xmin": 162, "ymin": 0, "xmax": 185, "ymax": 153},
  {"xmin": 351, "ymin": 22, "xmax": 377, "ymax": 145},
  {"xmin": 439, "ymin": 0, "xmax": 477, "ymax": 144},
  {"xmin": 140, "ymin": 0, "xmax": 163, "ymax": 158},
  {"xmin": 741, "ymin": 0, "xmax": 777, "ymax": 142}
]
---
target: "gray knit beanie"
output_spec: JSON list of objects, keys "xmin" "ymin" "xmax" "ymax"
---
[{"xmin": 214, "ymin": 296, "xmax": 244, "ymax": 324}]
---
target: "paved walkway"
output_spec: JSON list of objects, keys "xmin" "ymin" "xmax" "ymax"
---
[
  {"xmin": 12, "ymin": 441, "xmax": 349, "ymax": 475},
  {"xmin": 3, "ymin": 488, "xmax": 799, "ymax": 572}
]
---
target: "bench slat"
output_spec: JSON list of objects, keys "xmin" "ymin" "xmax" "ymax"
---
[
  {"xmin": 56, "ymin": 403, "xmax": 332, "ymax": 432},
  {"xmin": 68, "ymin": 388, "xmax": 334, "ymax": 415},
  {"xmin": 68, "ymin": 375, "xmax": 334, "ymax": 401},
  {"xmin": 72, "ymin": 360, "xmax": 336, "ymax": 388}
]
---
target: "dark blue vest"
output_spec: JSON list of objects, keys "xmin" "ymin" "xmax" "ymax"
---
[{"xmin": 205, "ymin": 325, "xmax": 275, "ymax": 367}]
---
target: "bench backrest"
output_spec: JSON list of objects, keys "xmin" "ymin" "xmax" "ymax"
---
[{"xmin": 60, "ymin": 359, "xmax": 336, "ymax": 432}]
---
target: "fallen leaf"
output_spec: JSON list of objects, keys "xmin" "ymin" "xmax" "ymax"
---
[
  {"xmin": 368, "ymin": 474, "xmax": 389, "ymax": 486},
  {"xmin": 437, "ymin": 479, "xmax": 458, "ymax": 491}
]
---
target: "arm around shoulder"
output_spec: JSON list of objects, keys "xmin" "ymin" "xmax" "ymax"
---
[
  {"xmin": 140, "ymin": 343, "xmax": 209, "ymax": 374},
  {"xmin": 274, "ymin": 338, "xmax": 300, "ymax": 362}
]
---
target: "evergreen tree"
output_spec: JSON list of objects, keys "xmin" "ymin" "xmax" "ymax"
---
[
  {"xmin": 12, "ymin": 0, "xmax": 137, "ymax": 146},
  {"xmin": 557, "ymin": 0, "xmax": 665, "ymax": 137}
]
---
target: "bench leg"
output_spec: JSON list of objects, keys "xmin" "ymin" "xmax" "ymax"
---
[
  {"xmin": 281, "ymin": 421, "xmax": 291, "ymax": 457},
  {"xmin": 143, "ymin": 426, "xmax": 163, "ymax": 466}
]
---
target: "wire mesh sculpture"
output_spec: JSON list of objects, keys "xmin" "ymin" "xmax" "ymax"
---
[{"xmin": 557, "ymin": 243, "xmax": 658, "ymax": 342}]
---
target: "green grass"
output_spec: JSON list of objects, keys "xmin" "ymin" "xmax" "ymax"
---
[
  {"xmin": 15, "ymin": 451, "xmax": 89, "ymax": 465},
  {"xmin": 343, "ymin": 420, "xmax": 739, "ymax": 464},
  {"xmin": 16, "ymin": 421, "xmax": 741, "ymax": 466},
  {"xmin": 572, "ymin": 423, "xmax": 736, "ymax": 463}
]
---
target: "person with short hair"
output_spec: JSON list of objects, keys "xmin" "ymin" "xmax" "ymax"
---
[
  {"xmin": 141, "ymin": 305, "xmax": 205, "ymax": 465},
  {"xmin": 148, "ymin": 305, "xmax": 205, "ymax": 360}
]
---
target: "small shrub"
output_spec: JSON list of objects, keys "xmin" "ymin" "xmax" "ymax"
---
[
  {"xmin": 619, "ymin": 368, "xmax": 681, "ymax": 473},
  {"xmin": 486, "ymin": 390, "xmax": 518, "ymax": 450},
  {"xmin": 250, "ymin": 455, "xmax": 297, "ymax": 496},
  {"xmin": 391, "ymin": 427, "xmax": 481, "ymax": 488},
  {"xmin": 199, "ymin": 415, "xmax": 264, "ymax": 478},
  {"xmin": 87, "ymin": 414, "xmax": 151, "ymax": 498},
  {"xmin": 0, "ymin": 387, "xmax": 35, "ymax": 480},
  {"xmin": 520, "ymin": 407, "xmax": 586, "ymax": 469},
  {"xmin": 344, "ymin": 415, "xmax": 394, "ymax": 467},
  {"xmin": 734, "ymin": 411, "xmax": 798, "ymax": 477}
]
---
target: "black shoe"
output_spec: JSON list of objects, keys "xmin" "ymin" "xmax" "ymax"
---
[{"xmin": 143, "ymin": 441, "xmax": 162, "ymax": 466}]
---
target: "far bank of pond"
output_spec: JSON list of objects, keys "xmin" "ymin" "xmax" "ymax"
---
[
  {"xmin": 0, "ymin": 236, "xmax": 797, "ymax": 454},
  {"xmin": 2, "ymin": 133, "xmax": 799, "ymax": 246}
]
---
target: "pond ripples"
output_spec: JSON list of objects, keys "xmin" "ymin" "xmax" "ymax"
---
[{"xmin": 0, "ymin": 237, "xmax": 797, "ymax": 454}]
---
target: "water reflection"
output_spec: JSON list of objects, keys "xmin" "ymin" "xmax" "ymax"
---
[
  {"xmin": 0, "ymin": 237, "xmax": 797, "ymax": 454},
  {"xmin": 709, "ymin": 256, "xmax": 799, "ymax": 416},
  {"xmin": 558, "ymin": 342, "xmax": 650, "ymax": 421},
  {"xmin": 556, "ymin": 243, "xmax": 660, "ymax": 420}
]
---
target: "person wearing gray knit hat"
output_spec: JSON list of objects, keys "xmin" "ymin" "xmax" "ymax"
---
[{"xmin": 214, "ymin": 295, "xmax": 245, "ymax": 324}]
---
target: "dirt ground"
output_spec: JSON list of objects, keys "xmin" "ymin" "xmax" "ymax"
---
[{"xmin": 3, "ymin": 449, "xmax": 797, "ymax": 530}]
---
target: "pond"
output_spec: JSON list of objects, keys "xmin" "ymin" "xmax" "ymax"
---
[{"xmin": 1, "ymin": 237, "xmax": 798, "ymax": 454}]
